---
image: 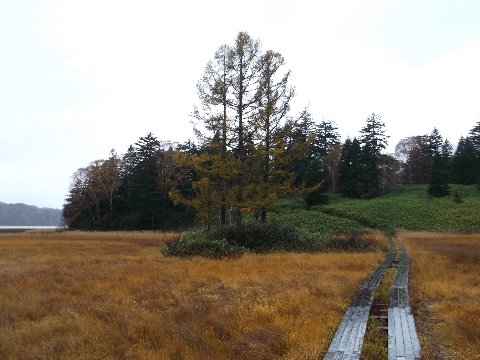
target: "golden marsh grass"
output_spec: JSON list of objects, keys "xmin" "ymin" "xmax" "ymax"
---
[
  {"xmin": 400, "ymin": 231, "xmax": 480, "ymax": 360},
  {"xmin": 0, "ymin": 231, "xmax": 385, "ymax": 359}
]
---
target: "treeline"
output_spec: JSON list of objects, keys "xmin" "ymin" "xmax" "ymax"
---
[
  {"xmin": 62, "ymin": 32, "xmax": 480, "ymax": 230},
  {"xmin": 395, "ymin": 125, "xmax": 480, "ymax": 196},
  {"xmin": 63, "ymin": 139, "xmax": 196, "ymax": 230}
]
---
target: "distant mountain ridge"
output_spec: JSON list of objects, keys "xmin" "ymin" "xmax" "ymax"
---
[{"xmin": 0, "ymin": 202, "xmax": 62, "ymax": 226}]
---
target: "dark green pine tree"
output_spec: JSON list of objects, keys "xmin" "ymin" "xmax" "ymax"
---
[
  {"xmin": 114, "ymin": 145, "xmax": 138, "ymax": 227},
  {"xmin": 283, "ymin": 109, "xmax": 317, "ymax": 186},
  {"xmin": 128, "ymin": 133, "xmax": 163, "ymax": 229},
  {"xmin": 339, "ymin": 138, "xmax": 364, "ymax": 198},
  {"xmin": 359, "ymin": 113, "xmax": 389, "ymax": 157},
  {"xmin": 359, "ymin": 113, "xmax": 389, "ymax": 196},
  {"xmin": 302, "ymin": 118, "xmax": 340, "ymax": 204},
  {"xmin": 452, "ymin": 136, "xmax": 480, "ymax": 184},
  {"xmin": 468, "ymin": 121, "xmax": 480, "ymax": 153},
  {"xmin": 428, "ymin": 152, "xmax": 451, "ymax": 197},
  {"xmin": 426, "ymin": 127, "xmax": 443, "ymax": 156},
  {"xmin": 440, "ymin": 139, "xmax": 453, "ymax": 183},
  {"xmin": 312, "ymin": 119, "xmax": 340, "ymax": 159},
  {"xmin": 361, "ymin": 142, "xmax": 379, "ymax": 197}
]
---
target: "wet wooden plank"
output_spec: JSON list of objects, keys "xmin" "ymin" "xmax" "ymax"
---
[
  {"xmin": 394, "ymin": 307, "xmax": 405, "ymax": 358},
  {"xmin": 353, "ymin": 308, "xmax": 370, "ymax": 355},
  {"xmin": 400, "ymin": 308, "xmax": 414, "ymax": 360},
  {"xmin": 323, "ymin": 351, "xmax": 344, "ymax": 360},
  {"xmin": 337, "ymin": 309, "xmax": 356, "ymax": 352},
  {"xmin": 388, "ymin": 245, "xmax": 421, "ymax": 359},
  {"xmin": 343, "ymin": 309, "xmax": 361, "ymax": 353},
  {"xmin": 407, "ymin": 311, "xmax": 421, "ymax": 359},
  {"xmin": 388, "ymin": 308, "xmax": 396, "ymax": 360}
]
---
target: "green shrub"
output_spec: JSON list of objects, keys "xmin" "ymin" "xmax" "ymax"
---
[
  {"xmin": 213, "ymin": 223, "xmax": 302, "ymax": 252},
  {"xmin": 163, "ymin": 223, "xmax": 327, "ymax": 258},
  {"xmin": 162, "ymin": 230, "xmax": 243, "ymax": 259}
]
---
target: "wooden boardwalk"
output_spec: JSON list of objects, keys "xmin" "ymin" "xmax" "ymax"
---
[
  {"xmin": 323, "ymin": 243, "xmax": 396, "ymax": 359},
  {"xmin": 388, "ymin": 246, "xmax": 421, "ymax": 360}
]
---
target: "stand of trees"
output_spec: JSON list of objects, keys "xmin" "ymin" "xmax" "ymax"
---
[
  {"xmin": 393, "ymin": 122, "xmax": 480, "ymax": 196},
  {"xmin": 62, "ymin": 32, "xmax": 480, "ymax": 230},
  {"xmin": 63, "ymin": 136, "xmax": 196, "ymax": 230},
  {"xmin": 64, "ymin": 33, "xmax": 340, "ymax": 230},
  {"xmin": 338, "ymin": 113, "xmax": 396, "ymax": 198}
]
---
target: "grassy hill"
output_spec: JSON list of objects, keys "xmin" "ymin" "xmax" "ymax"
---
[
  {"xmin": 318, "ymin": 184, "xmax": 480, "ymax": 233},
  {"xmin": 269, "ymin": 210, "xmax": 368, "ymax": 237},
  {"xmin": 270, "ymin": 185, "xmax": 479, "ymax": 236}
]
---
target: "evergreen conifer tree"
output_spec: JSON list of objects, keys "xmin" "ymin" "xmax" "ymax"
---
[
  {"xmin": 453, "ymin": 136, "xmax": 480, "ymax": 184},
  {"xmin": 339, "ymin": 138, "xmax": 363, "ymax": 197},
  {"xmin": 468, "ymin": 121, "xmax": 480, "ymax": 152},
  {"xmin": 428, "ymin": 152, "xmax": 451, "ymax": 197},
  {"xmin": 359, "ymin": 113, "xmax": 389, "ymax": 196}
]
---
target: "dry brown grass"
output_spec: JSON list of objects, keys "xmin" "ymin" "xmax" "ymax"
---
[
  {"xmin": 399, "ymin": 231, "xmax": 480, "ymax": 360},
  {"xmin": 0, "ymin": 231, "xmax": 385, "ymax": 359}
]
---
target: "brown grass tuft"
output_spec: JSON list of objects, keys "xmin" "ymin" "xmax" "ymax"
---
[{"xmin": 230, "ymin": 326, "xmax": 288, "ymax": 360}]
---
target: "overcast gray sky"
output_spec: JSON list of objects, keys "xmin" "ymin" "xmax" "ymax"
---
[{"xmin": 1, "ymin": 0, "xmax": 479, "ymax": 209}]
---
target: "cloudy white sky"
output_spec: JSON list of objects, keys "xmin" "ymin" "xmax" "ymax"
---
[{"xmin": 1, "ymin": 0, "xmax": 479, "ymax": 209}]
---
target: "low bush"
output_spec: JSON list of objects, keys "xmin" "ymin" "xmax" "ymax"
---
[
  {"xmin": 163, "ymin": 223, "xmax": 326, "ymax": 257},
  {"xmin": 213, "ymin": 223, "xmax": 301, "ymax": 252},
  {"xmin": 162, "ymin": 230, "xmax": 243, "ymax": 259}
]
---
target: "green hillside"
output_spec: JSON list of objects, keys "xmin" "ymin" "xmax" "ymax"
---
[
  {"xmin": 318, "ymin": 185, "xmax": 480, "ymax": 233},
  {"xmin": 269, "ymin": 209, "xmax": 368, "ymax": 238}
]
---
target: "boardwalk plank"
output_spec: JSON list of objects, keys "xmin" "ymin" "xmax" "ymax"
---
[
  {"xmin": 394, "ymin": 307, "xmax": 405, "ymax": 357},
  {"xmin": 328, "ymin": 310, "xmax": 351, "ymax": 350},
  {"xmin": 388, "ymin": 308, "xmax": 396, "ymax": 360},
  {"xmin": 388, "ymin": 245, "xmax": 421, "ymax": 359},
  {"xmin": 406, "ymin": 311, "xmax": 421, "ymax": 359},
  {"xmin": 353, "ymin": 307, "xmax": 370, "ymax": 355},
  {"xmin": 344, "ymin": 308, "xmax": 362, "ymax": 354},
  {"xmin": 323, "ymin": 351, "xmax": 344, "ymax": 360},
  {"xmin": 338, "ymin": 308, "xmax": 359, "ymax": 352},
  {"xmin": 400, "ymin": 308, "xmax": 414, "ymax": 360}
]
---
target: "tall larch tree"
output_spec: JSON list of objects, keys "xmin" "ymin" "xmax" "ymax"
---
[
  {"xmin": 194, "ymin": 44, "xmax": 233, "ymax": 226},
  {"xmin": 227, "ymin": 32, "xmax": 261, "ymax": 225},
  {"xmin": 254, "ymin": 49, "xmax": 294, "ymax": 222}
]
